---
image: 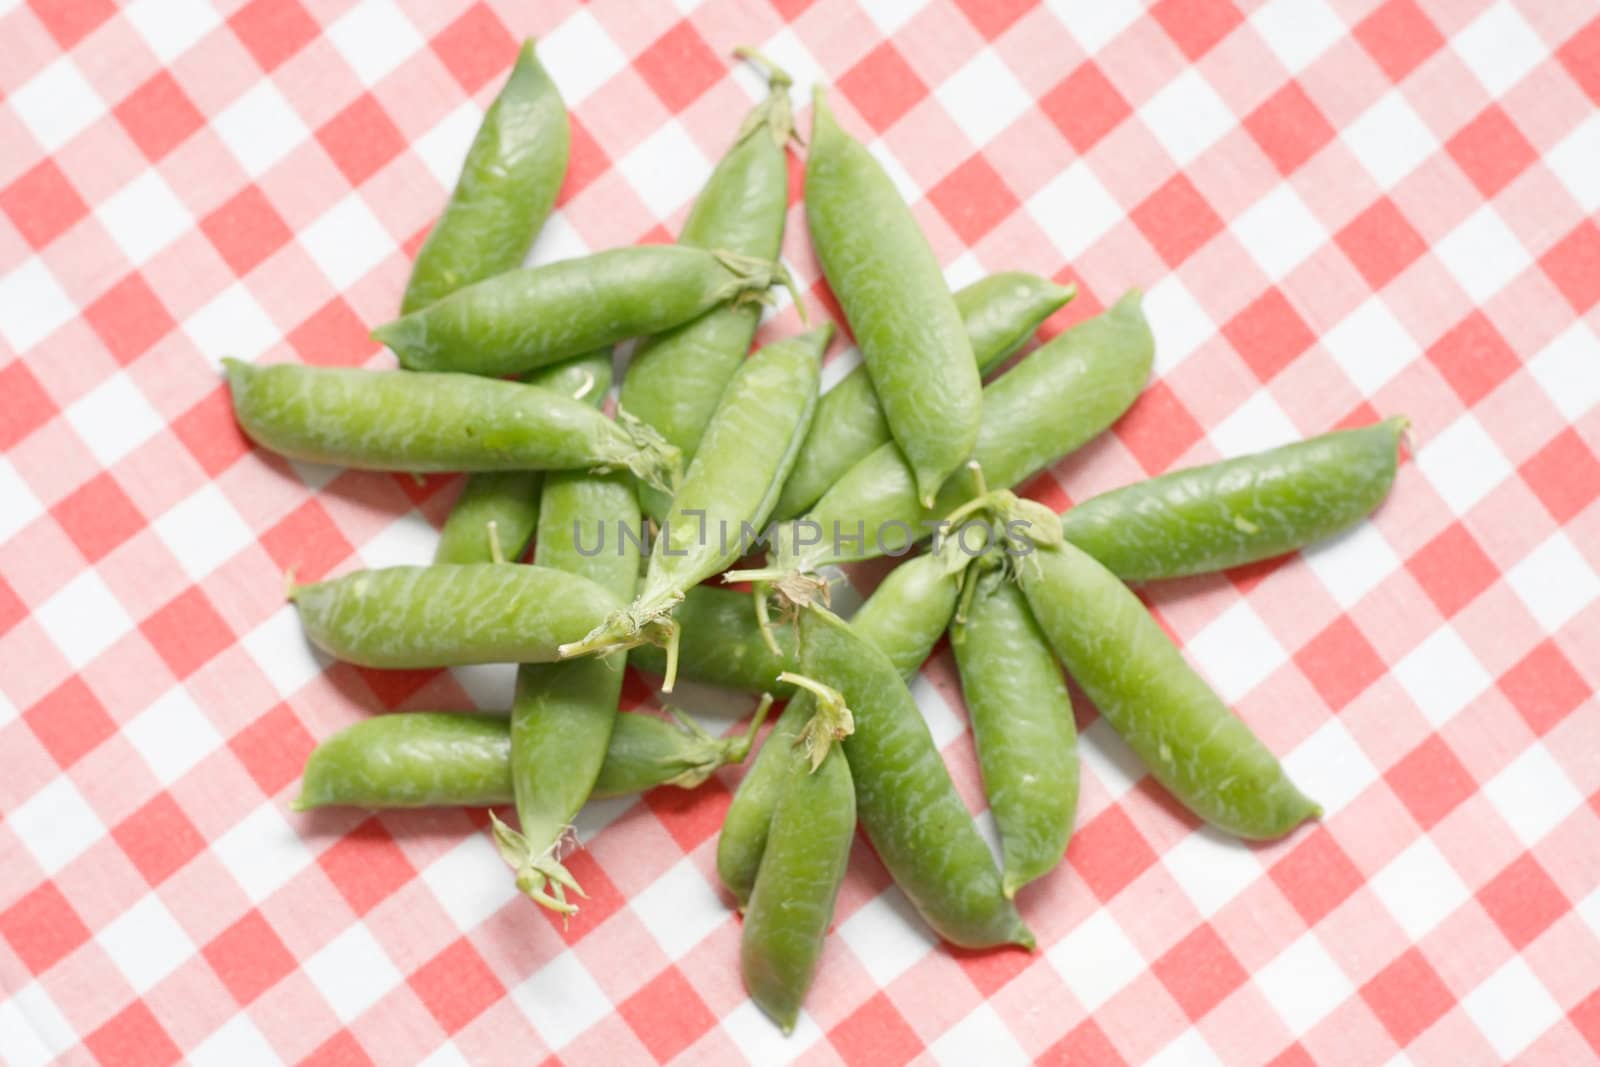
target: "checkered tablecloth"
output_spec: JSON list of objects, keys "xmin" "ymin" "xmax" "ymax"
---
[{"xmin": 3, "ymin": 0, "xmax": 1598, "ymax": 1063}]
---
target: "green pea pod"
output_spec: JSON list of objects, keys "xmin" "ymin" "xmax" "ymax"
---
[
  {"xmin": 621, "ymin": 58, "xmax": 792, "ymax": 518},
  {"xmin": 401, "ymin": 40, "xmax": 568, "ymax": 314},
  {"xmin": 951, "ymin": 565, "xmax": 1077, "ymax": 897},
  {"xmin": 800, "ymin": 605, "xmax": 1032, "ymax": 949},
  {"xmin": 292, "ymin": 704, "xmax": 768, "ymax": 810},
  {"xmin": 494, "ymin": 367, "xmax": 641, "ymax": 914},
  {"xmin": 717, "ymin": 553, "xmax": 961, "ymax": 907},
  {"xmin": 291, "ymin": 564, "xmax": 619, "ymax": 668},
  {"xmin": 629, "ymin": 584, "xmax": 797, "ymax": 696},
  {"xmin": 224, "ymin": 361, "xmax": 678, "ymax": 493},
  {"xmin": 1013, "ymin": 527, "xmax": 1319, "ymax": 840},
  {"xmin": 373, "ymin": 246, "xmax": 789, "ymax": 378},
  {"xmin": 434, "ymin": 352, "xmax": 614, "ymax": 565},
  {"xmin": 741, "ymin": 742, "xmax": 854, "ymax": 1034},
  {"xmin": 1058, "ymin": 417, "xmax": 1408, "ymax": 581},
  {"xmin": 773, "ymin": 272, "xmax": 1074, "ymax": 520},
  {"xmin": 807, "ymin": 88, "xmax": 981, "ymax": 507},
  {"xmin": 741, "ymin": 289, "xmax": 1151, "ymax": 581},
  {"xmin": 562, "ymin": 326, "xmax": 829, "ymax": 686}
]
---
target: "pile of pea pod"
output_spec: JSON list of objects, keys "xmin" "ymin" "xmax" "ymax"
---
[{"xmin": 226, "ymin": 43, "xmax": 1410, "ymax": 1033}]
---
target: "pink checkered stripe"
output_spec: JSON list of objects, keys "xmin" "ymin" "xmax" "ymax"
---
[{"xmin": 2, "ymin": 0, "xmax": 1597, "ymax": 1063}]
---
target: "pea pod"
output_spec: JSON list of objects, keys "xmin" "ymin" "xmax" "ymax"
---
[
  {"xmin": 292, "ymin": 704, "xmax": 769, "ymax": 810},
  {"xmin": 807, "ymin": 88, "xmax": 981, "ymax": 506},
  {"xmin": 561, "ymin": 326, "xmax": 829, "ymax": 687},
  {"xmin": 717, "ymin": 552, "xmax": 961, "ymax": 907},
  {"xmin": 741, "ymin": 740, "xmax": 853, "ymax": 1033},
  {"xmin": 291, "ymin": 564, "xmax": 619, "ymax": 668},
  {"xmin": 798, "ymin": 605, "xmax": 1031, "ymax": 949},
  {"xmin": 736, "ymin": 290, "xmax": 1151, "ymax": 583},
  {"xmin": 401, "ymin": 40, "xmax": 568, "ymax": 313},
  {"xmin": 434, "ymin": 353, "xmax": 613, "ymax": 565},
  {"xmin": 493, "ymin": 367, "xmax": 641, "ymax": 914},
  {"xmin": 224, "ymin": 361, "xmax": 678, "ymax": 493},
  {"xmin": 629, "ymin": 584, "xmax": 797, "ymax": 696},
  {"xmin": 620, "ymin": 57, "xmax": 792, "ymax": 517},
  {"xmin": 1009, "ymin": 506, "xmax": 1319, "ymax": 840},
  {"xmin": 773, "ymin": 272, "xmax": 1074, "ymax": 520},
  {"xmin": 951, "ymin": 563, "xmax": 1077, "ymax": 896},
  {"xmin": 1058, "ymin": 417, "xmax": 1408, "ymax": 581},
  {"xmin": 373, "ymin": 247, "xmax": 789, "ymax": 378}
]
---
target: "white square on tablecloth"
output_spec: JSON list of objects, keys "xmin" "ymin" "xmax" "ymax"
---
[
  {"xmin": 154, "ymin": 483, "xmax": 256, "ymax": 581},
  {"xmin": 1343, "ymin": 92, "xmax": 1435, "ymax": 190},
  {"xmin": 35, "ymin": 570, "xmax": 134, "ymax": 671},
  {"xmin": 97, "ymin": 893, "xmax": 194, "ymax": 993},
  {"xmin": 213, "ymin": 81, "xmax": 307, "ymax": 180},
  {"xmin": 633, "ymin": 857, "xmax": 728, "ymax": 960},
  {"xmin": 1324, "ymin": 297, "xmax": 1415, "ymax": 397},
  {"xmin": 1147, "ymin": 1028, "xmax": 1223, "ymax": 1067},
  {"xmin": 186, "ymin": 284, "xmax": 279, "ymax": 366},
  {"xmin": 1461, "ymin": 957, "xmax": 1562, "ymax": 1060},
  {"xmin": 0, "ymin": 258, "xmax": 76, "ymax": 352},
  {"xmin": 1029, "ymin": 161, "xmax": 1122, "ymax": 262},
  {"xmin": 124, "ymin": 685, "xmax": 223, "ymax": 786},
  {"xmin": 526, "ymin": 211, "xmax": 592, "ymax": 268},
  {"xmin": 910, "ymin": 671, "xmax": 965, "ymax": 749},
  {"xmin": 10, "ymin": 57, "xmax": 102, "ymax": 153},
  {"xmin": 1435, "ymin": 205, "xmax": 1530, "ymax": 304},
  {"xmin": 1546, "ymin": 115, "xmax": 1600, "ymax": 215},
  {"xmin": 1483, "ymin": 743, "xmax": 1583, "ymax": 847},
  {"xmin": 1079, "ymin": 716, "xmax": 1145, "ymax": 801},
  {"xmin": 1283, "ymin": 717, "xmax": 1379, "ymax": 817},
  {"xmin": 1142, "ymin": 69, "xmax": 1233, "ymax": 168},
  {"xmin": 937, "ymin": 50, "xmax": 1031, "ymax": 147},
  {"xmin": 96, "ymin": 172, "xmax": 191, "ymax": 265},
  {"xmin": 0, "ymin": 984, "xmax": 73, "ymax": 1067},
  {"xmin": 1527, "ymin": 321, "xmax": 1600, "ymax": 422},
  {"xmin": 1051, "ymin": 0, "xmax": 1142, "ymax": 54},
  {"xmin": 1415, "ymin": 412, "xmax": 1510, "ymax": 514},
  {"xmin": 838, "ymin": 889, "xmax": 936, "ymax": 987},
  {"xmin": 124, "ymin": 0, "xmax": 219, "ymax": 63},
  {"xmin": 242, "ymin": 604, "xmax": 329, "ymax": 700},
  {"xmin": 213, "ymin": 802, "xmax": 314, "ymax": 903},
  {"xmin": 1047, "ymin": 910, "xmax": 1143, "ymax": 1011},
  {"xmin": 1370, "ymin": 836, "xmax": 1470, "ymax": 940},
  {"xmin": 305, "ymin": 924, "xmax": 403, "ymax": 1024},
  {"xmin": 189, "ymin": 1015, "xmax": 278, "ymax": 1067},
  {"xmin": 1186, "ymin": 600, "xmax": 1286, "ymax": 704},
  {"xmin": 539, "ymin": 10, "xmax": 627, "ymax": 106},
  {"xmin": 932, "ymin": 1003, "xmax": 1029, "ymax": 1067},
  {"xmin": 418, "ymin": 1041, "xmax": 470, "ymax": 1067},
  {"xmin": 1162, "ymin": 827, "xmax": 1265, "ymax": 917},
  {"xmin": 511, "ymin": 949, "xmax": 611, "ymax": 1049},
  {"xmin": 421, "ymin": 832, "xmax": 519, "ymax": 932},
  {"xmin": 867, "ymin": 140, "xmax": 922, "ymax": 206},
  {"xmin": 64, "ymin": 373, "xmax": 164, "ymax": 468},
  {"xmin": 10, "ymin": 776, "xmax": 103, "ymax": 875},
  {"xmin": 862, "ymin": 0, "xmax": 926, "ymax": 35},
  {"xmin": 723, "ymin": 998, "xmax": 821, "ymax": 1063},
  {"xmin": 359, "ymin": 511, "xmax": 440, "ymax": 569},
  {"xmin": 1394, "ymin": 626, "xmax": 1491, "ymax": 728},
  {"xmin": 618, "ymin": 123, "xmax": 711, "ymax": 220},
  {"xmin": 326, "ymin": 0, "xmax": 422, "ymax": 87},
  {"xmin": 1507, "ymin": 532, "xmax": 1600, "ymax": 634},
  {"xmin": 1257, "ymin": 932, "xmax": 1352, "ymax": 1034},
  {"xmin": 1145, "ymin": 275, "xmax": 1214, "ymax": 377},
  {"xmin": 1453, "ymin": 2, "xmax": 1546, "ymax": 98},
  {"xmin": 1232, "ymin": 184, "xmax": 1324, "ymax": 281},
  {"xmin": 1210, "ymin": 391, "xmax": 1300, "ymax": 456},
  {"xmin": 301, "ymin": 193, "xmax": 393, "ymax": 291},
  {"xmin": 0, "ymin": 458, "xmax": 44, "ymax": 547},
  {"xmin": 1250, "ymin": 0, "xmax": 1343, "ymax": 74},
  {"xmin": 415, "ymin": 100, "xmax": 481, "ymax": 191}
]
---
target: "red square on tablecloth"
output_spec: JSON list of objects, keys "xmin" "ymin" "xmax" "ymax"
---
[
  {"xmin": 410, "ymin": 938, "xmax": 506, "ymax": 1034},
  {"xmin": 0, "ymin": 881, "xmax": 91, "ymax": 973},
  {"xmin": 3, "ymin": 160, "xmax": 89, "ymax": 250},
  {"xmin": 1499, "ymin": 640, "xmax": 1589, "ymax": 736},
  {"xmin": 204, "ymin": 910, "xmax": 296, "ymax": 1005},
  {"xmin": 1041, "ymin": 62, "xmax": 1131, "ymax": 154},
  {"xmin": 116, "ymin": 72, "xmax": 205, "ymax": 163}
]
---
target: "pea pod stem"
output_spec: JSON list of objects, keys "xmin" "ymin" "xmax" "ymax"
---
[{"xmin": 773, "ymin": 672, "xmax": 853, "ymax": 769}]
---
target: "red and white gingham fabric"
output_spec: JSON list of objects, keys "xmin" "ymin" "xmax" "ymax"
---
[{"xmin": 2, "ymin": 0, "xmax": 1597, "ymax": 1063}]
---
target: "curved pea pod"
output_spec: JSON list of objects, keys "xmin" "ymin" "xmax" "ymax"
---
[
  {"xmin": 374, "ymin": 246, "xmax": 788, "ymax": 378},
  {"xmin": 434, "ymin": 352, "xmax": 614, "ymax": 565},
  {"xmin": 621, "ymin": 59, "xmax": 792, "ymax": 516},
  {"xmin": 741, "ymin": 742, "xmax": 854, "ymax": 1034},
  {"xmin": 224, "ymin": 361, "xmax": 678, "ymax": 493},
  {"xmin": 807, "ymin": 88, "xmax": 981, "ymax": 507},
  {"xmin": 1014, "ymin": 532, "xmax": 1319, "ymax": 840},
  {"xmin": 802, "ymin": 606, "xmax": 1032, "ymax": 949},
  {"xmin": 717, "ymin": 553, "xmax": 961, "ymax": 907},
  {"xmin": 951, "ymin": 566, "xmax": 1077, "ymax": 896},
  {"xmin": 773, "ymin": 272, "xmax": 1075, "ymax": 520},
  {"xmin": 629, "ymin": 584, "xmax": 797, "ymax": 696},
  {"xmin": 496, "ymin": 373, "xmax": 643, "ymax": 914},
  {"xmin": 402, "ymin": 40, "xmax": 568, "ymax": 314},
  {"xmin": 763, "ymin": 289, "xmax": 1152, "ymax": 576},
  {"xmin": 1058, "ymin": 417, "xmax": 1408, "ymax": 581},
  {"xmin": 562, "ymin": 326, "xmax": 829, "ymax": 687},
  {"xmin": 291, "ymin": 564, "xmax": 620, "ymax": 668},
  {"xmin": 292, "ymin": 705, "xmax": 767, "ymax": 810}
]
